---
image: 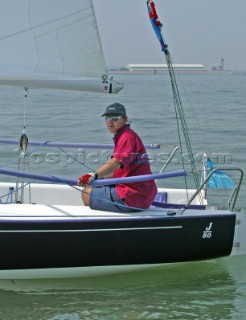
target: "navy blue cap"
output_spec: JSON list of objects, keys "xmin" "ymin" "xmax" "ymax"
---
[{"xmin": 101, "ymin": 103, "xmax": 126, "ymax": 117}]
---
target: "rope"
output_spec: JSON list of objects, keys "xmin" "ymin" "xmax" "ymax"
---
[
  {"xmin": 164, "ymin": 50, "xmax": 204, "ymax": 204},
  {"xmin": 57, "ymin": 146, "xmax": 94, "ymax": 172}
]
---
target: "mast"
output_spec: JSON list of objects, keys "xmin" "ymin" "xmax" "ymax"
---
[{"xmin": 147, "ymin": 0, "xmax": 200, "ymax": 190}]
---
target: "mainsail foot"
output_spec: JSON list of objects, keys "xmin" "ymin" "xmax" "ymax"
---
[
  {"xmin": 0, "ymin": 73, "xmax": 124, "ymax": 94},
  {"xmin": 0, "ymin": 0, "xmax": 123, "ymax": 94}
]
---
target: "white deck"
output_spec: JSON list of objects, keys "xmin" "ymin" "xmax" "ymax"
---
[
  {"xmin": 0, "ymin": 182, "xmax": 204, "ymax": 206},
  {"xmin": 0, "ymin": 182, "xmax": 208, "ymax": 220}
]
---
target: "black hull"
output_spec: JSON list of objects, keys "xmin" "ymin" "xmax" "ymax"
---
[{"xmin": 0, "ymin": 213, "xmax": 235, "ymax": 271}]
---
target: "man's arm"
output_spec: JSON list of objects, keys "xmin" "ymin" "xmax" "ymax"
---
[
  {"xmin": 78, "ymin": 157, "xmax": 121, "ymax": 187},
  {"xmin": 95, "ymin": 157, "xmax": 121, "ymax": 179}
]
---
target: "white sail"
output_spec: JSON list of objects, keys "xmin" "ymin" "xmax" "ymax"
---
[{"xmin": 0, "ymin": 0, "xmax": 123, "ymax": 93}]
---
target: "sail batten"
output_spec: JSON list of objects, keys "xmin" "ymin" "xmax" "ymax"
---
[{"xmin": 0, "ymin": 0, "xmax": 122, "ymax": 93}]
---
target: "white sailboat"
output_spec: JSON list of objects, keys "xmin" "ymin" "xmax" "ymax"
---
[{"xmin": 0, "ymin": 0, "xmax": 245, "ymax": 280}]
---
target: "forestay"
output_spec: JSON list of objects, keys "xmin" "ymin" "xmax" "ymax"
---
[{"xmin": 0, "ymin": 0, "xmax": 123, "ymax": 93}]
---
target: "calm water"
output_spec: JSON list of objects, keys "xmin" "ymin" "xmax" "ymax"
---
[{"xmin": 0, "ymin": 72, "xmax": 245, "ymax": 319}]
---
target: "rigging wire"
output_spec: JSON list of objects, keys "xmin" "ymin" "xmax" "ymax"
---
[
  {"xmin": 165, "ymin": 51, "xmax": 200, "ymax": 191},
  {"xmin": 146, "ymin": 0, "xmax": 204, "ymax": 203}
]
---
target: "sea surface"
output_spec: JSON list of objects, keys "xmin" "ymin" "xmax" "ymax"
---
[{"xmin": 0, "ymin": 72, "xmax": 245, "ymax": 319}]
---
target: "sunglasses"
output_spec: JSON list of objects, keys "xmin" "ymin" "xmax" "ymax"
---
[{"xmin": 104, "ymin": 116, "xmax": 123, "ymax": 122}]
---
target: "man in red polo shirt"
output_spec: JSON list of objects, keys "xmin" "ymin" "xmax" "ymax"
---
[{"xmin": 78, "ymin": 102, "xmax": 157, "ymax": 212}]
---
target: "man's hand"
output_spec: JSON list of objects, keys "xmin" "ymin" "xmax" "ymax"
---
[{"xmin": 78, "ymin": 172, "xmax": 98, "ymax": 187}]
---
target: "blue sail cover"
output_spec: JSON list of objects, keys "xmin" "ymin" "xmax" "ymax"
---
[
  {"xmin": 207, "ymin": 159, "xmax": 235, "ymax": 189},
  {"xmin": 147, "ymin": 0, "xmax": 168, "ymax": 52}
]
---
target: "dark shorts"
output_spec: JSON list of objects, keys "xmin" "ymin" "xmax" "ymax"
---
[{"xmin": 90, "ymin": 185, "xmax": 140, "ymax": 213}]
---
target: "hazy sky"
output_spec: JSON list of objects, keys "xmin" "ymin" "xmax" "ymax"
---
[{"xmin": 93, "ymin": 0, "xmax": 246, "ymax": 71}]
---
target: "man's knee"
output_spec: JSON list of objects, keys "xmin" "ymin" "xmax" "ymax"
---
[{"xmin": 82, "ymin": 186, "xmax": 92, "ymax": 206}]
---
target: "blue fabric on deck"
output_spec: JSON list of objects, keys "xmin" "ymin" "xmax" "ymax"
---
[
  {"xmin": 207, "ymin": 159, "xmax": 235, "ymax": 189},
  {"xmin": 153, "ymin": 191, "xmax": 168, "ymax": 203}
]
